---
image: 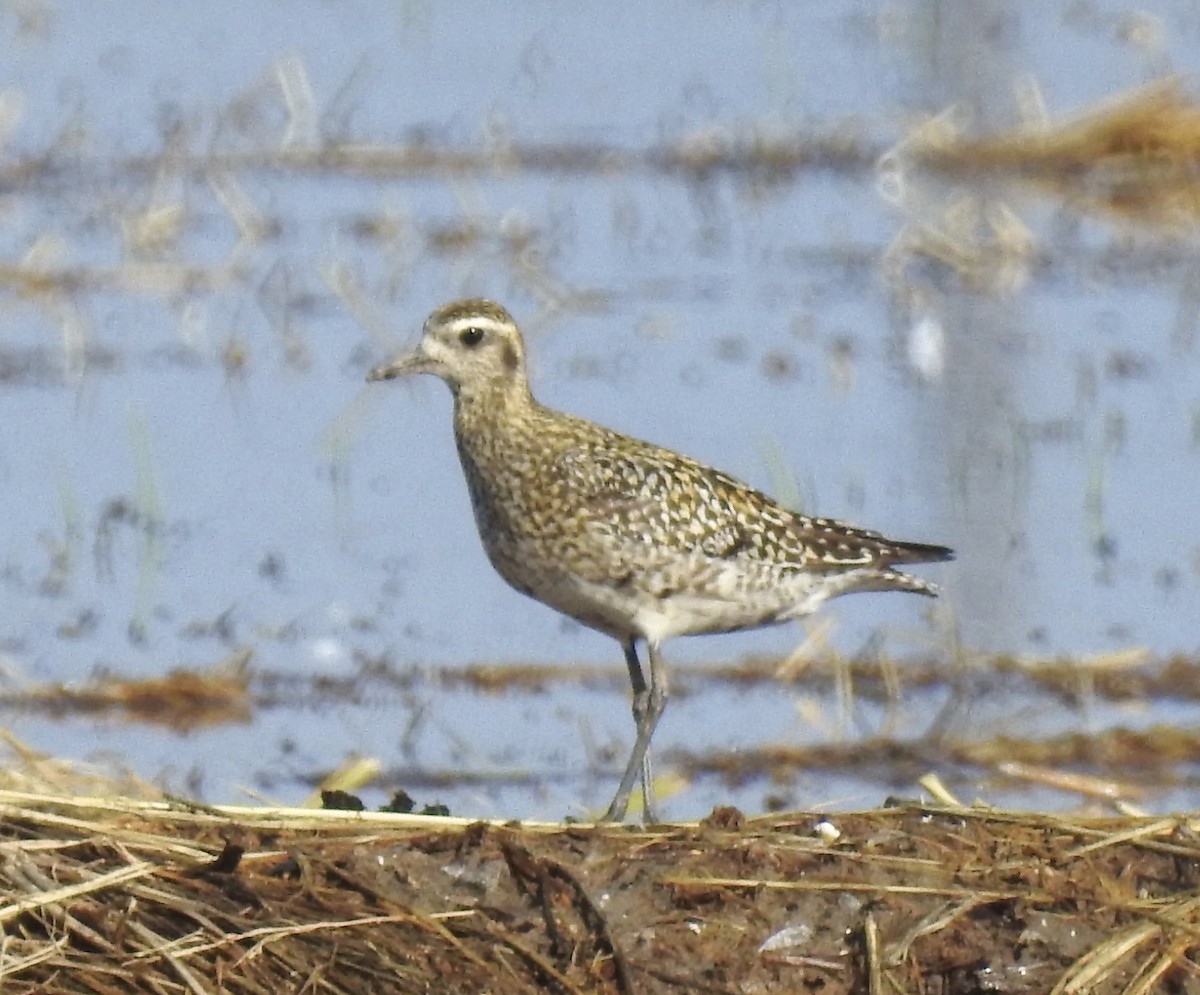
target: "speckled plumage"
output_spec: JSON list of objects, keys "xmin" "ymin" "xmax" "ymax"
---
[{"xmin": 368, "ymin": 299, "xmax": 953, "ymax": 823}]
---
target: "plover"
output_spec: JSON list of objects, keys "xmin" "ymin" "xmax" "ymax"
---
[{"xmin": 368, "ymin": 299, "xmax": 952, "ymax": 822}]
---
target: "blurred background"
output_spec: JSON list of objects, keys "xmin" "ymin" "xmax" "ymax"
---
[{"xmin": 0, "ymin": 1, "xmax": 1198, "ymax": 820}]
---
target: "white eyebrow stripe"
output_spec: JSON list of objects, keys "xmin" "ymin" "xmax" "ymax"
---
[{"xmin": 445, "ymin": 315, "xmax": 511, "ymax": 335}]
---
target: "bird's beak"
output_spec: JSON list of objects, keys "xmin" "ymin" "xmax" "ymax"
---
[{"xmin": 366, "ymin": 346, "xmax": 428, "ymax": 382}]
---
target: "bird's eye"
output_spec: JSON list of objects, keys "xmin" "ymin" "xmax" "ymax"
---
[{"xmin": 459, "ymin": 327, "xmax": 485, "ymax": 347}]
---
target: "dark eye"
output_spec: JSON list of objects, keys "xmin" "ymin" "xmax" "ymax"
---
[{"xmin": 459, "ymin": 327, "xmax": 485, "ymax": 347}]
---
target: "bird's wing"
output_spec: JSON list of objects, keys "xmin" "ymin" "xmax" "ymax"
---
[
  {"xmin": 562, "ymin": 443, "xmax": 750, "ymax": 558},
  {"xmin": 560, "ymin": 441, "xmax": 952, "ymax": 571}
]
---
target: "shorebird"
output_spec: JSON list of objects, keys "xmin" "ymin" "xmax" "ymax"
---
[{"xmin": 368, "ymin": 299, "xmax": 952, "ymax": 823}]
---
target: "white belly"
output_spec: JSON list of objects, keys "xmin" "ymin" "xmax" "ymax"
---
[{"xmin": 491, "ymin": 550, "xmax": 838, "ymax": 645}]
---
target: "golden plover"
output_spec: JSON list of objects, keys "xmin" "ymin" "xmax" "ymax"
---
[{"xmin": 368, "ymin": 299, "xmax": 952, "ymax": 823}]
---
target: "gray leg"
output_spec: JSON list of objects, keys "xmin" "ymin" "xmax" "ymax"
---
[
  {"xmin": 638, "ymin": 642, "xmax": 668, "ymax": 823},
  {"xmin": 602, "ymin": 638, "xmax": 669, "ymax": 824},
  {"xmin": 601, "ymin": 639, "xmax": 646, "ymax": 822}
]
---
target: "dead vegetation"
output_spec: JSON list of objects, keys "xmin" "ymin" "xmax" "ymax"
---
[
  {"xmin": 880, "ymin": 77, "xmax": 1200, "ymax": 293},
  {"xmin": 3, "ymin": 785, "xmax": 1200, "ymax": 993},
  {"xmin": 913, "ymin": 78, "xmax": 1200, "ymax": 230}
]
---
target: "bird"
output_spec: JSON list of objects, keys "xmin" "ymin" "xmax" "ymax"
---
[{"xmin": 367, "ymin": 299, "xmax": 953, "ymax": 823}]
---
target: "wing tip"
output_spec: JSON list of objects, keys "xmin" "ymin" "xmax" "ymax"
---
[{"xmin": 891, "ymin": 540, "xmax": 954, "ymax": 566}]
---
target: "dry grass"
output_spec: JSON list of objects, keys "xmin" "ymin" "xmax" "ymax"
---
[
  {"xmin": 916, "ymin": 78, "xmax": 1200, "ymax": 229},
  {"xmin": 879, "ymin": 77, "xmax": 1200, "ymax": 292},
  {"xmin": 3, "ymin": 770, "xmax": 1200, "ymax": 992}
]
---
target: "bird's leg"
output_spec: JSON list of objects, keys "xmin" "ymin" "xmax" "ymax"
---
[
  {"xmin": 638, "ymin": 641, "xmax": 668, "ymax": 823},
  {"xmin": 601, "ymin": 639, "xmax": 647, "ymax": 822},
  {"xmin": 602, "ymin": 638, "xmax": 668, "ymax": 824}
]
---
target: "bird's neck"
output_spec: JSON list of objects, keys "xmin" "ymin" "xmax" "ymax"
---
[
  {"xmin": 453, "ymin": 375, "xmax": 536, "ymax": 437},
  {"xmin": 452, "ymin": 377, "xmax": 544, "ymax": 526}
]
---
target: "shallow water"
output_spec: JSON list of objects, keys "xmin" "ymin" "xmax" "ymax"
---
[{"xmin": 1, "ymin": 1, "xmax": 1198, "ymax": 820}]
